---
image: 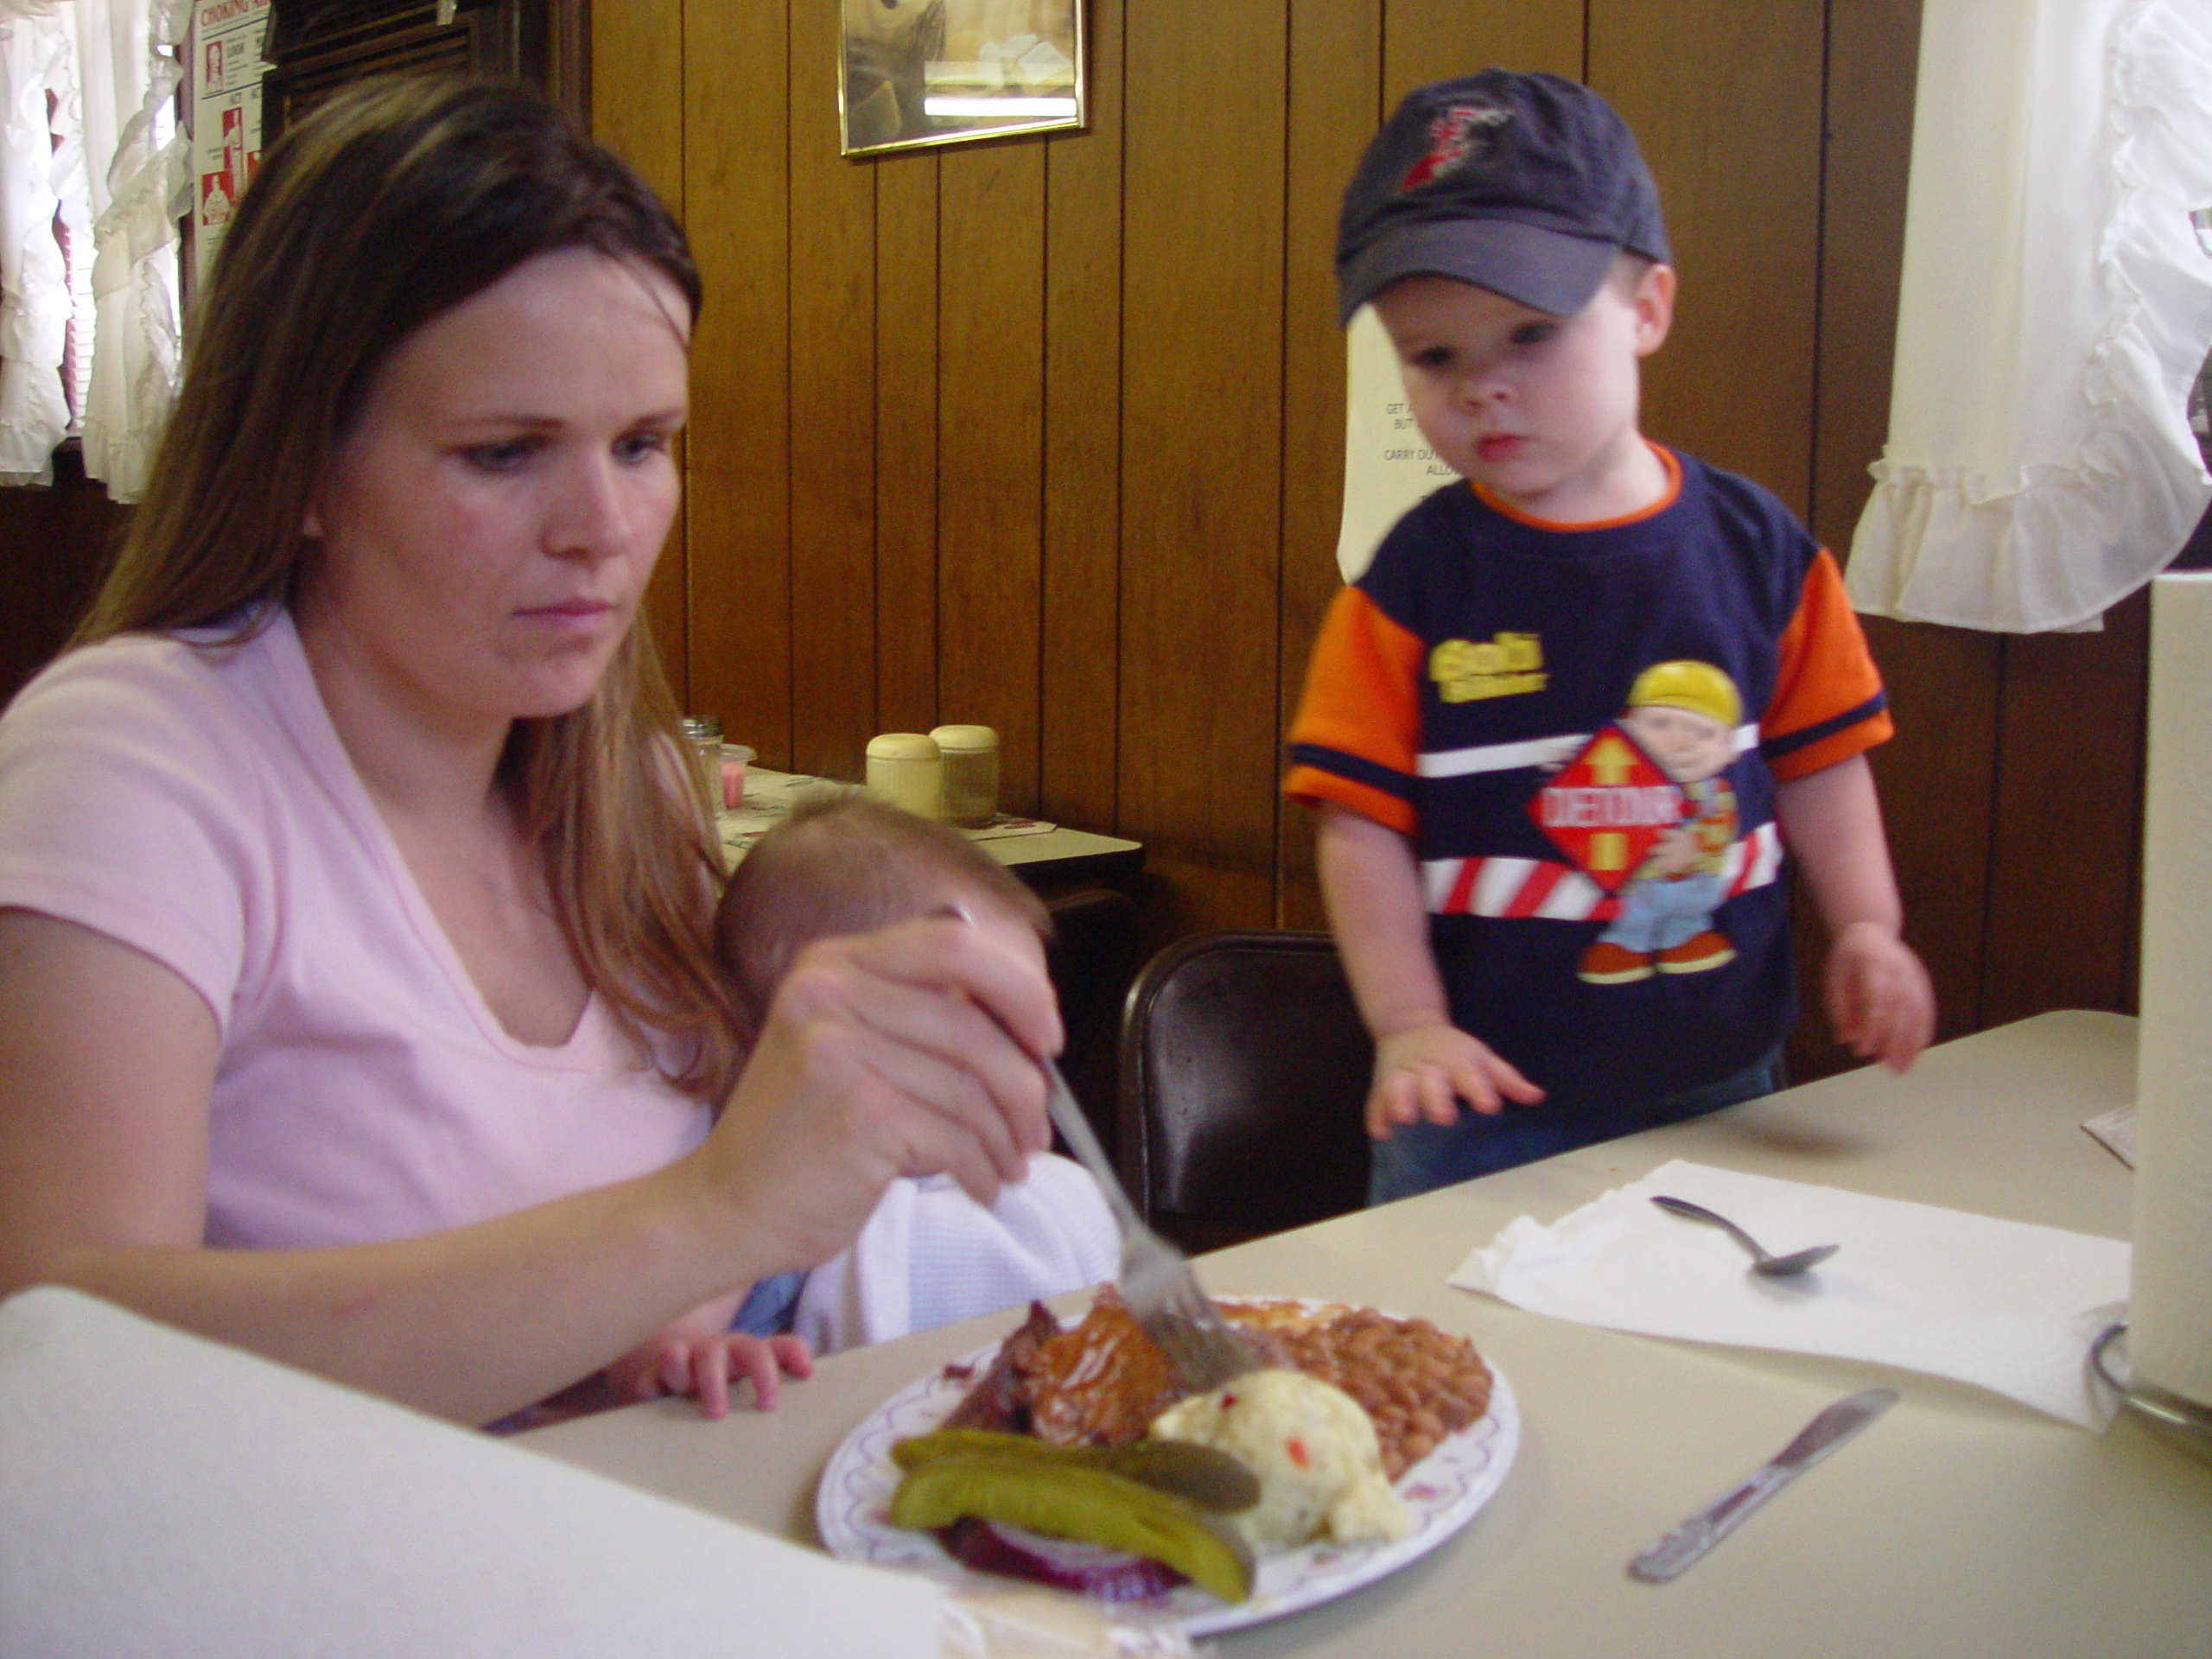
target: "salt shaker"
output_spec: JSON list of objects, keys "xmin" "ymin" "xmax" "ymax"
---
[
  {"xmin": 930, "ymin": 724, "xmax": 1000, "ymax": 828},
  {"xmin": 679, "ymin": 715, "xmax": 723, "ymax": 817},
  {"xmin": 865, "ymin": 732, "xmax": 944, "ymax": 819}
]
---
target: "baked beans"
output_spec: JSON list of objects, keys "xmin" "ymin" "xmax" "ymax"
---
[{"xmin": 1220, "ymin": 1300, "xmax": 1494, "ymax": 1480}]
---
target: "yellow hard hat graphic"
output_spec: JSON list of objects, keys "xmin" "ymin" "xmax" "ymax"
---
[{"xmin": 1625, "ymin": 660, "xmax": 1740, "ymax": 728}]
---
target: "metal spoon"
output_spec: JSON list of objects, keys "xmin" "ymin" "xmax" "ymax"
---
[{"xmin": 1650, "ymin": 1195, "xmax": 1840, "ymax": 1277}]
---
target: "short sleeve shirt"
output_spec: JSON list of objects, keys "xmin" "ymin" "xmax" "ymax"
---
[
  {"xmin": 1283, "ymin": 448, "xmax": 1891, "ymax": 1101},
  {"xmin": 0, "ymin": 611, "xmax": 708, "ymax": 1249}
]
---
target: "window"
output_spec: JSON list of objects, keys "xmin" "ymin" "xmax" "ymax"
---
[{"xmin": 0, "ymin": 0, "xmax": 187, "ymax": 501}]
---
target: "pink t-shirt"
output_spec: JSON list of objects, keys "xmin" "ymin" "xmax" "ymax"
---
[{"xmin": 0, "ymin": 611, "xmax": 709, "ymax": 1249}]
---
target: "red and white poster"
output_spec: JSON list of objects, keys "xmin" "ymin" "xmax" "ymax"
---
[{"xmin": 189, "ymin": 0, "xmax": 270, "ymax": 287}]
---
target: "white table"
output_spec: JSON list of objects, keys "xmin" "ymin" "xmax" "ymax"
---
[{"xmin": 522, "ymin": 1012, "xmax": 2212, "ymax": 1657}]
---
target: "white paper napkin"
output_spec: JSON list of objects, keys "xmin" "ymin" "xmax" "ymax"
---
[
  {"xmin": 0, "ymin": 1287, "xmax": 945, "ymax": 1659},
  {"xmin": 1448, "ymin": 1160, "xmax": 2131, "ymax": 1427}
]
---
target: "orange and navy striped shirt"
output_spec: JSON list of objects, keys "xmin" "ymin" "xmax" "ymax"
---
[{"xmin": 1285, "ymin": 447, "xmax": 1891, "ymax": 1102}]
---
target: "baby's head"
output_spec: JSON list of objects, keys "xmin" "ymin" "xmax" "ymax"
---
[
  {"xmin": 714, "ymin": 789, "xmax": 1050, "ymax": 1043},
  {"xmin": 1336, "ymin": 72, "xmax": 1676, "ymax": 518}
]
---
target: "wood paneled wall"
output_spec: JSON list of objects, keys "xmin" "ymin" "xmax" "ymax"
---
[
  {"xmin": 576, "ymin": 0, "xmax": 2149, "ymax": 1083},
  {"xmin": 0, "ymin": 3, "xmax": 2160, "ymax": 1096},
  {"xmin": 0, "ymin": 448, "xmax": 123, "ymax": 702}
]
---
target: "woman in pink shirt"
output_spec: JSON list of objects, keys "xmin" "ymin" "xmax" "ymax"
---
[{"xmin": 0, "ymin": 78, "xmax": 1057, "ymax": 1427}]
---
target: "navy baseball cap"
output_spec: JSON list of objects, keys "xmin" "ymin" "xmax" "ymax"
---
[{"xmin": 1336, "ymin": 70, "xmax": 1670, "ymax": 324}]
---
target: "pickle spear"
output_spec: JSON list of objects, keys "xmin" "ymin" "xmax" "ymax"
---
[
  {"xmin": 891, "ymin": 1427, "xmax": 1260, "ymax": 1513},
  {"xmin": 888, "ymin": 1455, "xmax": 1256, "ymax": 1604}
]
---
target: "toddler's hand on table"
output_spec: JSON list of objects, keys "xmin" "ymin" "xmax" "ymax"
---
[
  {"xmin": 1825, "ymin": 921, "xmax": 1936, "ymax": 1074},
  {"xmin": 1366, "ymin": 1024, "xmax": 1542, "ymax": 1139},
  {"xmin": 605, "ymin": 1330, "xmax": 814, "ymax": 1419}
]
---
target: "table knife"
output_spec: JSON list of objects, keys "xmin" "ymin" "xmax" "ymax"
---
[{"xmin": 1627, "ymin": 1386, "xmax": 1897, "ymax": 1582}]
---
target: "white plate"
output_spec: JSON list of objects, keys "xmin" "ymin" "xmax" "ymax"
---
[{"xmin": 814, "ymin": 1306, "xmax": 1519, "ymax": 1637}]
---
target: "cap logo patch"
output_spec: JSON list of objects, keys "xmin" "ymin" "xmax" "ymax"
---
[{"xmin": 1399, "ymin": 100, "xmax": 1510, "ymax": 192}]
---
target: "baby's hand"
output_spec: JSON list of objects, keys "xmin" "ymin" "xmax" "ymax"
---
[
  {"xmin": 1824, "ymin": 921, "xmax": 1936, "ymax": 1073},
  {"xmin": 1366, "ymin": 1024, "xmax": 1543, "ymax": 1139},
  {"xmin": 606, "ymin": 1330, "xmax": 815, "ymax": 1419}
]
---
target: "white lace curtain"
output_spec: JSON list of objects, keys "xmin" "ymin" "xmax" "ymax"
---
[
  {"xmin": 1847, "ymin": 0, "xmax": 2212, "ymax": 632},
  {"xmin": 0, "ymin": 0, "xmax": 188, "ymax": 502}
]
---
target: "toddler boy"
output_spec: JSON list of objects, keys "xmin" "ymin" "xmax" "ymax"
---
[
  {"xmin": 605, "ymin": 791, "xmax": 1118, "ymax": 1413},
  {"xmin": 1286, "ymin": 70, "xmax": 1936, "ymax": 1202}
]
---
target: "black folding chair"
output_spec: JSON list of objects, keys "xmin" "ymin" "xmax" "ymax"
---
[
  {"xmin": 1043, "ymin": 887, "xmax": 1142, "ymax": 1150},
  {"xmin": 1116, "ymin": 930, "xmax": 1374, "ymax": 1253}
]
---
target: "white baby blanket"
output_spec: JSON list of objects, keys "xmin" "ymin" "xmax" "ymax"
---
[{"xmin": 797, "ymin": 1151, "xmax": 1118, "ymax": 1355}]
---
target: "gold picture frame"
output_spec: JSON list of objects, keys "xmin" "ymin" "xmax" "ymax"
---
[{"xmin": 840, "ymin": 0, "xmax": 1085, "ymax": 157}]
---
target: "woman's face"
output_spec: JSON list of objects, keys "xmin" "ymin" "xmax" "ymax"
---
[{"xmin": 298, "ymin": 247, "xmax": 690, "ymax": 741}]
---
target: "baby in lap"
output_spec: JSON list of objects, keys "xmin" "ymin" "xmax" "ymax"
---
[{"xmin": 601, "ymin": 790, "xmax": 1119, "ymax": 1417}]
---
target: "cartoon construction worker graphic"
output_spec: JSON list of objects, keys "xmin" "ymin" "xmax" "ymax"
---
[{"xmin": 1577, "ymin": 660, "xmax": 1742, "ymax": 985}]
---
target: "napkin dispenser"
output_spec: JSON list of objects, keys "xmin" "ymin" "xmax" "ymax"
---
[{"xmin": 2107, "ymin": 574, "xmax": 2212, "ymax": 1455}]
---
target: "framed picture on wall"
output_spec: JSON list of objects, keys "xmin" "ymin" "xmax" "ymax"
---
[{"xmin": 840, "ymin": 0, "xmax": 1084, "ymax": 156}]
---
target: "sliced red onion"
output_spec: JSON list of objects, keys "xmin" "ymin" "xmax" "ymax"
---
[{"xmin": 939, "ymin": 1516, "xmax": 1187, "ymax": 1602}]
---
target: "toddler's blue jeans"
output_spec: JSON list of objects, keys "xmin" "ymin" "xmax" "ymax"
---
[{"xmin": 1366, "ymin": 1050, "xmax": 1781, "ymax": 1205}]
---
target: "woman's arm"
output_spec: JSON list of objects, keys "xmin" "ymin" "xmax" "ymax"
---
[
  {"xmin": 0, "ymin": 907, "xmax": 770, "ymax": 1422},
  {"xmin": 0, "ymin": 907, "xmax": 1053, "ymax": 1426}
]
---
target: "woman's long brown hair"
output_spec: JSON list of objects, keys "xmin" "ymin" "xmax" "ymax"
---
[{"xmin": 77, "ymin": 76, "xmax": 745, "ymax": 1106}]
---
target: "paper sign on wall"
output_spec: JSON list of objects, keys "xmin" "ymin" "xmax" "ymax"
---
[
  {"xmin": 190, "ymin": 0, "xmax": 271, "ymax": 288},
  {"xmin": 1334, "ymin": 304, "xmax": 1461, "ymax": 583}
]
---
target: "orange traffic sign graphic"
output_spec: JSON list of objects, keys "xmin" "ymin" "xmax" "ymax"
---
[{"xmin": 1528, "ymin": 725, "xmax": 1685, "ymax": 893}]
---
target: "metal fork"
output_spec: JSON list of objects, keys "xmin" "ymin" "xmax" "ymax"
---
[
  {"xmin": 1039, "ymin": 1060, "xmax": 1260, "ymax": 1394},
  {"xmin": 939, "ymin": 896, "xmax": 1258, "ymax": 1392}
]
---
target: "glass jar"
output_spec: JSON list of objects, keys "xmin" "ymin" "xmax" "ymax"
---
[
  {"xmin": 679, "ymin": 715, "xmax": 723, "ymax": 817},
  {"xmin": 929, "ymin": 724, "xmax": 1000, "ymax": 828}
]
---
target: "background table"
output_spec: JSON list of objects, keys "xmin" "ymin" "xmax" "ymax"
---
[
  {"xmin": 522, "ymin": 1012, "xmax": 2212, "ymax": 1657},
  {"xmin": 717, "ymin": 766, "xmax": 1146, "ymax": 1134},
  {"xmin": 719, "ymin": 767, "xmax": 1143, "ymax": 891}
]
